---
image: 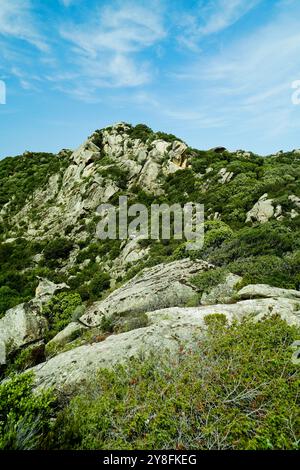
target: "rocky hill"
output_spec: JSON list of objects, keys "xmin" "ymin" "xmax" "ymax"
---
[{"xmin": 0, "ymin": 123, "xmax": 299, "ymax": 450}]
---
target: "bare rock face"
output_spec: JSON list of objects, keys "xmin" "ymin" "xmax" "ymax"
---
[
  {"xmin": 35, "ymin": 278, "xmax": 69, "ymax": 303},
  {"xmin": 79, "ymin": 258, "xmax": 214, "ymax": 327},
  {"xmin": 0, "ymin": 303, "xmax": 48, "ymax": 365},
  {"xmin": 246, "ymin": 194, "xmax": 275, "ymax": 224},
  {"xmin": 6, "ymin": 124, "xmax": 190, "ymax": 253},
  {"xmin": 0, "ymin": 278, "xmax": 69, "ymax": 365},
  {"xmin": 31, "ymin": 296, "xmax": 300, "ymax": 392},
  {"xmin": 218, "ymin": 168, "xmax": 234, "ymax": 184},
  {"xmin": 201, "ymin": 273, "xmax": 242, "ymax": 305},
  {"xmin": 236, "ymin": 284, "xmax": 300, "ymax": 301},
  {"xmin": 246, "ymin": 194, "xmax": 283, "ymax": 224}
]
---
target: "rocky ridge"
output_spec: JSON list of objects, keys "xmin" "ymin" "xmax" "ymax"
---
[{"xmin": 0, "ymin": 122, "xmax": 299, "ymax": 400}]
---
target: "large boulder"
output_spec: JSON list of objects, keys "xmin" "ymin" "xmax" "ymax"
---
[
  {"xmin": 201, "ymin": 273, "xmax": 242, "ymax": 305},
  {"xmin": 236, "ymin": 284, "xmax": 300, "ymax": 300},
  {"xmin": 79, "ymin": 258, "xmax": 213, "ymax": 327},
  {"xmin": 31, "ymin": 296, "xmax": 300, "ymax": 392},
  {"xmin": 0, "ymin": 278, "xmax": 69, "ymax": 365},
  {"xmin": 0, "ymin": 303, "xmax": 47, "ymax": 365},
  {"xmin": 246, "ymin": 194, "xmax": 275, "ymax": 224},
  {"xmin": 35, "ymin": 277, "xmax": 69, "ymax": 303}
]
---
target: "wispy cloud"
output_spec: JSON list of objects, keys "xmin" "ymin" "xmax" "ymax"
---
[
  {"xmin": 0, "ymin": 0, "xmax": 47, "ymax": 50},
  {"xmin": 197, "ymin": 0, "xmax": 262, "ymax": 36},
  {"xmin": 174, "ymin": 1, "xmax": 300, "ymax": 148},
  {"xmin": 58, "ymin": 1, "xmax": 165, "ymax": 91},
  {"xmin": 60, "ymin": 0, "xmax": 74, "ymax": 6},
  {"xmin": 60, "ymin": 1, "xmax": 165, "ymax": 54},
  {"xmin": 178, "ymin": 0, "xmax": 262, "ymax": 49}
]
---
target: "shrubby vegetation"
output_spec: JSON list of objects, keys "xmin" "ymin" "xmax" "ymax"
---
[
  {"xmin": 0, "ymin": 316, "xmax": 286, "ymax": 450},
  {"xmin": 1, "ymin": 316, "xmax": 298, "ymax": 450},
  {"xmin": 0, "ymin": 373, "xmax": 54, "ymax": 450},
  {"xmin": 43, "ymin": 292, "xmax": 82, "ymax": 340},
  {"xmin": 43, "ymin": 238, "xmax": 74, "ymax": 267},
  {"xmin": 0, "ymin": 238, "xmax": 49, "ymax": 317},
  {"xmin": 0, "ymin": 127, "xmax": 299, "ymax": 450},
  {"xmin": 126, "ymin": 124, "xmax": 184, "ymax": 145},
  {"xmin": 0, "ymin": 152, "xmax": 68, "ymax": 218}
]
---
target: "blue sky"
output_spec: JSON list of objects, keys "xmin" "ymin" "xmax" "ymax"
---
[{"xmin": 1, "ymin": 0, "xmax": 300, "ymax": 157}]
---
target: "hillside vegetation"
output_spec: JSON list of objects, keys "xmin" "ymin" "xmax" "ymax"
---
[{"xmin": 0, "ymin": 123, "xmax": 299, "ymax": 450}]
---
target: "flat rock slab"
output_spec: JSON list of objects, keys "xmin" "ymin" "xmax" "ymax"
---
[
  {"xmin": 237, "ymin": 284, "xmax": 300, "ymax": 300},
  {"xmin": 31, "ymin": 297, "xmax": 300, "ymax": 393},
  {"xmin": 80, "ymin": 258, "xmax": 213, "ymax": 327}
]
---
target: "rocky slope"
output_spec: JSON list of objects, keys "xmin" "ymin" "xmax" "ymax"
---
[{"xmin": 0, "ymin": 122, "xmax": 299, "ymax": 391}]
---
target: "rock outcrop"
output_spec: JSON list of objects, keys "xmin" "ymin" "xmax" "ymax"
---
[
  {"xmin": 0, "ymin": 303, "xmax": 47, "ymax": 365},
  {"xmin": 246, "ymin": 194, "xmax": 275, "ymax": 224},
  {"xmin": 201, "ymin": 273, "xmax": 242, "ymax": 305},
  {"xmin": 236, "ymin": 284, "xmax": 300, "ymax": 300},
  {"xmin": 79, "ymin": 258, "xmax": 213, "ymax": 327},
  {"xmin": 31, "ymin": 295, "xmax": 300, "ymax": 392},
  {"xmin": 6, "ymin": 123, "xmax": 189, "ymax": 246},
  {"xmin": 0, "ymin": 278, "xmax": 69, "ymax": 365}
]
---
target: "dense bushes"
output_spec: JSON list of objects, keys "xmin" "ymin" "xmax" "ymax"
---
[
  {"xmin": 228, "ymin": 255, "xmax": 300, "ymax": 289},
  {"xmin": 127, "ymin": 124, "xmax": 154, "ymax": 143},
  {"xmin": 1, "ymin": 316, "xmax": 298, "ymax": 450},
  {"xmin": 48, "ymin": 316, "xmax": 300, "ymax": 450},
  {"xmin": 43, "ymin": 292, "xmax": 82, "ymax": 340},
  {"xmin": 191, "ymin": 267, "xmax": 227, "ymax": 294},
  {"xmin": 0, "ymin": 152, "xmax": 67, "ymax": 217},
  {"xmin": 43, "ymin": 238, "xmax": 73, "ymax": 265},
  {"xmin": 0, "ymin": 373, "xmax": 54, "ymax": 450},
  {"xmin": 0, "ymin": 238, "xmax": 49, "ymax": 317}
]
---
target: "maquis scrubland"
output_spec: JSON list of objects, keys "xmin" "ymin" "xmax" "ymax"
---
[{"xmin": 0, "ymin": 123, "xmax": 299, "ymax": 450}]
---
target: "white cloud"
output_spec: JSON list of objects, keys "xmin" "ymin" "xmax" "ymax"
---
[
  {"xmin": 174, "ymin": 2, "xmax": 300, "ymax": 150},
  {"xmin": 0, "ymin": 0, "xmax": 47, "ymax": 50},
  {"xmin": 58, "ymin": 1, "xmax": 165, "ymax": 90},
  {"xmin": 60, "ymin": 0, "xmax": 74, "ymax": 6},
  {"xmin": 197, "ymin": 0, "xmax": 262, "ymax": 36},
  {"xmin": 178, "ymin": 0, "xmax": 262, "ymax": 49},
  {"xmin": 60, "ymin": 2, "xmax": 165, "ymax": 55}
]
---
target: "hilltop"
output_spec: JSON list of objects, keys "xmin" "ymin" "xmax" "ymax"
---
[{"xmin": 0, "ymin": 123, "xmax": 299, "ymax": 450}]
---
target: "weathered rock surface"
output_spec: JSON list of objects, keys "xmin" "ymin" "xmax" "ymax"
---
[
  {"xmin": 201, "ymin": 273, "xmax": 242, "ymax": 305},
  {"xmin": 31, "ymin": 296, "xmax": 300, "ymax": 392},
  {"xmin": 236, "ymin": 284, "xmax": 300, "ymax": 300},
  {"xmin": 3, "ymin": 123, "xmax": 192, "ymax": 276},
  {"xmin": 246, "ymin": 194, "xmax": 275, "ymax": 223},
  {"xmin": 0, "ymin": 278, "xmax": 69, "ymax": 364},
  {"xmin": 0, "ymin": 303, "xmax": 47, "ymax": 365},
  {"xmin": 218, "ymin": 168, "xmax": 234, "ymax": 184},
  {"xmin": 79, "ymin": 258, "xmax": 213, "ymax": 327},
  {"xmin": 45, "ymin": 322, "xmax": 87, "ymax": 357},
  {"xmin": 35, "ymin": 278, "xmax": 69, "ymax": 303}
]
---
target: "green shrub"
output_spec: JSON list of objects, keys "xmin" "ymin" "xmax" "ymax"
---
[
  {"xmin": 191, "ymin": 267, "xmax": 227, "ymax": 294},
  {"xmin": 89, "ymin": 272, "xmax": 111, "ymax": 299},
  {"xmin": 5, "ymin": 344, "xmax": 45, "ymax": 375},
  {"xmin": 43, "ymin": 292, "xmax": 82, "ymax": 339},
  {"xmin": 43, "ymin": 238, "xmax": 73, "ymax": 264},
  {"xmin": 0, "ymin": 373, "xmax": 54, "ymax": 450},
  {"xmin": 50, "ymin": 316, "xmax": 300, "ymax": 450},
  {"xmin": 0, "ymin": 152, "xmax": 68, "ymax": 217},
  {"xmin": 228, "ymin": 255, "xmax": 297, "ymax": 289},
  {"xmin": 0, "ymin": 286, "xmax": 22, "ymax": 318},
  {"xmin": 127, "ymin": 124, "xmax": 154, "ymax": 143},
  {"xmin": 204, "ymin": 220, "xmax": 233, "ymax": 248}
]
